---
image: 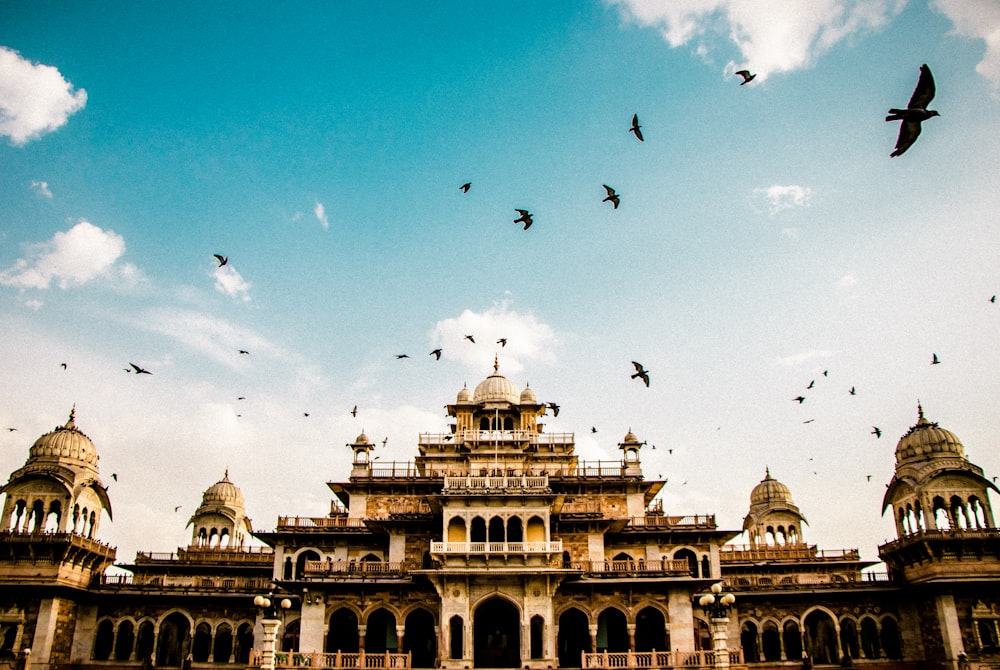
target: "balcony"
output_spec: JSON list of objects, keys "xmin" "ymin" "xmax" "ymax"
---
[
  {"xmin": 419, "ymin": 430, "xmax": 574, "ymax": 446},
  {"xmin": 429, "ymin": 540, "xmax": 562, "ymax": 555},
  {"xmin": 301, "ymin": 560, "xmax": 409, "ymax": 579},
  {"xmin": 573, "ymin": 558, "xmax": 693, "ymax": 576},
  {"xmin": 443, "ymin": 474, "xmax": 549, "ymax": 492},
  {"xmin": 720, "ymin": 544, "xmax": 860, "ymax": 562},
  {"xmin": 275, "ymin": 516, "xmax": 369, "ymax": 530},
  {"xmin": 94, "ymin": 573, "xmax": 273, "ymax": 592}
]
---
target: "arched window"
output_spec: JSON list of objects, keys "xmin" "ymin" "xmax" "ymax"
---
[
  {"xmin": 235, "ymin": 623, "xmax": 254, "ymax": 664},
  {"xmin": 192, "ymin": 622, "xmax": 212, "ymax": 662},
  {"xmin": 471, "ymin": 517, "xmax": 487, "ymax": 542},
  {"xmin": 598, "ymin": 608, "xmax": 629, "ymax": 652},
  {"xmin": 114, "ymin": 620, "xmax": 135, "ymax": 661},
  {"xmin": 558, "ymin": 608, "xmax": 590, "ymax": 668},
  {"xmin": 761, "ymin": 622, "xmax": 781, "ymax": 661},
  {"xmin": 136, "ymin": 621, "xmax": 155, "ymax": 664},
  {"xmin": 215, "ymin": 623, "xmax": 234, "ymax": 662},
  {"xmin": 635, "ymin": 607, "xmax": 667, "ymax": 652},
  {"xmin": 839, "ymin": 618, "xmax": 859, "ymax": 660},
  {"xmin": 860, "ymin": 617, "xmax": 880, "ymax": 659},
  {"xmin": 488, "ymin": 516, "xmax": 505, "ymax": 543},
  {"xmin": 280, "ymin": 619, "xmax": 299, "ymax": 654},
  {"xmin": 507, "ymin": 517, "xmax": 524, "ymax": 543},
  {"xmin": 404, "ymin": 609, "xmax": 436, "ymax": 668},
  {"xmin": 741, "ymin": 622, "xmax": 759, "ymax": 663},
  {"xmin": 526, "ymin": 516, "xmax": 545, "ymax": 542},
  {"xmin": 448, "ymin": 517, "xmax": 466, "ymax": 542},
  {"xmin": 881, "ymin": 617, "xmax": 902, "ymax": 660},
  {"xmin": 530, "ymin": 615, "xmax": 544, "ymax": 659},
  {"xmin": 674, "ymin": 549, "xmax": 697, "ymax": 576},
  {"xmin": 296, "ymin": 550, "xmax": 320, "ymax": 579},
  {"xmin": 783, "ymin": 621, "xmax": 802, "ymax": 661},
  {"xmin": 326, "ymin": 609, "xmax": 359, "ymax": 653},
  {"xmin": 804, "ymin": 611, "xmax": 838, "ymax": 665},
  {"xmin": 45, "ymin": 500, "xmax": 61, "ymax": 533},
  {"xmin": 449, "ymin": 615, "xmax": 464, "ymax": 660},
  {"xmin": 701, "ymin": 556, "xmax": 711, "ymax": 579},
  {"xmin": 156, "ymin": 612, "xmax": 191, "ymax": 667},
  {"xmin": 93, "ymin": 620, "xmax": 114, "ymax": 660}
]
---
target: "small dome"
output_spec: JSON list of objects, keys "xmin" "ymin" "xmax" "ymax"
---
[
  {"xmin": 472, "ymin": 359, "xmax": 519, "ymax": 404},
  {"xmin": 520, "ymin": 384, "xmax": 537, "ymax": 404},
  {"xmin": 28, "ymin": 407, "xmax": 99, "ymax": 468},
  {"xmin": 456, "ymin": 385, "xmax": 472, "ymax": 403},
  {"xmin": 750, "ymin": 468, "xmax": 794, "ymax": 506},
  {"xmin": 354, "ymin": 431, "xmax": 370, "ymax": 445},
  {"xmin": 895, "ymin": 405, "xmax": 965, "ymax": 465},
  {"xmin": 622, "ymin": 430, "xmax": 640, "ymax": 445},
  {"xmin": 201, "ymin": 470, "xmax": 244, "ymax": 508}
]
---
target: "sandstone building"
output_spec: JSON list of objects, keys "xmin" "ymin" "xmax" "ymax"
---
[{"xmin": 2, "ymin": 366, "xmax": 999, "ymax": 670}]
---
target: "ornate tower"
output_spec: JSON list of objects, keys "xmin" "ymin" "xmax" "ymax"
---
[
  {"xmin": 880, "ymin": 404, "xmax": 1000, "ymax": 582},
  {"xmin": 742, "ymin": 468, "xmax": 807, "ymax": 547},
  {"xmin": 187, "ymin": 470, "xmax": 253, "ymax": 549}
]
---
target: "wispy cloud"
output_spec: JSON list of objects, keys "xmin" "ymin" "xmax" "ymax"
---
[
  {"xmin": 430, "ymin": 300, "xmax": 558, "ymax": 374},
  {"xmin": 0, "ymin": 46, "xmax": 88, "ymax": 145},
  {"xmin": 752, "ymin": 184, "xmax": 814, "ymax": 216},
  {"xmin": 610, "ymin": 1, "xmax": 903, "ymax": 80},
  {"xmin": 314, "ymin": 201, "xmax": 329, "ymax": 230},
  {"xmin": 932, "ymin": 0, "xmax": 1000, "ymax": 92},
  {"xmin": 212, "ymin": 264, "xmax": 251, "ymax": 302},
  {"xmin": 776, "ymin": 349, "xmax": 834, "ymax": 367},
  {"xmin": 0, "ymin": 220, "xmax": 126, "ymax": 290},
  {"xmin": 31, "ymin": 180, "xmax": 52, "ymax": 198},
  {"xmin": 138, "ymin": 308, "xmax": 275, "ymax": 368},
  {"xmin": 837, "ymin": 273, "xmax": 859, "ymax": 289}
]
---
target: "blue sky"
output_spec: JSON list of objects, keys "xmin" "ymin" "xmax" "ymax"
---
[{"xmin": 2, "ymin": 1, "xmax": 1000, "ymax": 565}]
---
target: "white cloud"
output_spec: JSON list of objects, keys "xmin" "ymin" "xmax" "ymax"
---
[
  {"xmin": 753, "ymin": 184, "xmax": 814, "ymax": 216},
  {"xmin": 430, "ymin": 300, "xmax": 558, "ymax": 374},
  {"xmin": 932, "ymin": 0, "xmax": 1000, "ymax": 92},
  {"xmin": 314, "ymin": 201, "xmax": 329, "ymax": 230},
  {"xmin": 776, "ymin": 349, "xmax": 834, "ymax": 367},
  {"xmin": 212, "ymin": 264, "xmax": 251, "ymax": 302},
  {"xmin": 837, "ymin": 273, "xmax": 859, "ymax": 289},
  {"xmin": 0, "ymin": 46, "xmax": 87, "ymax": 145},
  {"xmin": 0, "ymin": 220, "xmax": 126, "ymax": 289},
  {"xmin": 31, "ymin": 180, "xmax": 52, "ymax": 198},
  {"xmin": 610, "ymin": 1, "xmax": 903, "ymax": 80},
  {"xmin": 138, "ymin": 307, "xmax": 275, "ymax": 367}
]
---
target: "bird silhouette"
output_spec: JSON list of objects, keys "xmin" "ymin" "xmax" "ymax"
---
[
  {"xmin": 129, "ymin": 362, "xmax": 152, "ymax": 375},
  {"xmin": 6, "ymin": 428, "xmax": 16, "ymax": 432},
  {"xmin": 460, "ymin": 182, "xmax": 471, "ymax": 193},
  {"xmin": 546, "ymin": 402, "xmax": 560, "ymax": 417},
  {"xmin": 735, "ymin": 70, "xmax": 756, "ymax": 85},
  {"xmin": 629, "ymin": 113, "xmax": 643, "ymax": 142},
  {"xmin": 430, "ymin": 349, "xmax": 442, "ymax": 360},
  {"xmin": 174, "ymin": 505, "xmax": 182, "ymax": 512},
  {"xmin": 350, "ymin": 405, "xmax": 357, "ymax": 417},
  {"xmin": 497, "ymin": 338, "xmax": 507, "ymax": 347},
  {"xmin": 991, "ymin": 295, "xmax": 997, "ymax": 303},
  {"xmin": 395, "ymin": 354, "xmax": 410, "ymax": 359},
  {"xmin": 866, "ymin": 475, "xmax": 872, "ymax": 481},
  {"xmin": 931, "ymin": 353, "xmax": 941, "ymax": 365},
  {"xmin": 514, "ymin": 209, "xmax": 533, "ymax": 230},
  {"xmin": 464, "ymin": 335, "xmax": 475, "ymax": 344},
  {"xmin": 602, "ymin": 185, "xmax": 620, "ymax": 209},
  {"xmin": 112, "ymin": 473, "xmax": 118, "ymax": 481},
  {"xmin": 60, "ymin": 363, "xmax": 67, "ymax": 370},
  {"xmin": 213, "ymin": 254, "xmax": 228, "ymax": 267},
  {"xmin": 849, "ymin": 386, "xmax": 856, "ymax": 395},
  {"xmin": 806, "ymin": 380, "xmax": 815, "ymax": 389},
  {"xmin": 631, "ymin": 361, "xmax": 650, "ymax": 387},
  {"xmin": 303, "ymin": 412, "xmax": 310, "ymax": 417},
  {"xmin": 591, "ymin": 427, "xmax": 597, "ymax": 433},
  {"xmin": 239, "ymin": 350, "xmax": 249, "ymax": 355},
  {"xmin": 793, "ymin": 396, "xmax": 806, "ymax": 404},
  {"xmin": 872, "ymin": 427, "xmax": 882, "ymax": 438},
  {"xmin": 237, "ymin": 396, "xmax": 246, "ymax": 400},
  {"xmin": 887, "ymin": 64, "xmax": 940, "ymax": 157},
  {"xmin": 382, "ymin": 437, "xmax": 388, "ymax": 448}
]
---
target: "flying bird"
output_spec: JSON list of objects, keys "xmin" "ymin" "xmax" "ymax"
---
[
  {"xmin": 129, "ymin": 362, "xmax": 152, "ymax": 375},
  {"xmin": 395, "ymin": 354, "xmax": 410, "ymax": 359},
  {"xmin": 514, "ymin": 209, "xmax": 533, "ymax": 230},
  {"xmin": 602, "ymin": 185, "xmax": 620, "ymax": 209},
  {"xmin": 382, "ymin": 437, "xmax": 388, "ymax": 448},
  {"xmin": 350, "ymin": 405, "xmax": 357, "ymax": 417},
  {"xmin": 793, "ymin": 396, "xmax": 806, "ymax": 404},
  {"xmin": 886, "ymin": 64, "xmax": 940, "ymax": 157},
  {"xmin": 112, "ymin": 473, "xmax": 118, "ymax": 481},
  {"xmin": 991, "ymin": 295, "xmax": 997, "ymax": 304},
  {"xmin": 213, "ymin": 254, "xmax": 228, "ymax": 267},
  {"xmin": 735, "ymin": 70, "xmax": 756, "ymax": 85},
  {"xmin": 931, "ymin": 353, "xmax": 941, "ymax": 365},
  {"xmin": 238, "ymin": 396, "xmax": 246, "ymax": 400},
  {"xmin": 174, "ymin": 505, "xmax": 182, "ymax": 512},
  {"xmin": 631, "ymin": 361, "xmax": 650, "ymax": 387},
  {"xmin": 497, "ymin": 338, "xmax": 507, "ymax": 347},
  {"xmin": 806, "ymin": 380, "xmax": 815, "ymax": 389},
  {"xmin": 464, "ymin": 335, "xmax": 476, "ymax": 344},
  {"xmin": 429, "ymin": 349, "xmax": 442, "ymax": 360},
  {"xmin": 6, "ymin": 428, "xmax": 16, "ymax": 432},
  {"xmin": 849, "ymin": 386, "xmax": 856, "ymax": 396},
  {"xmin": 546, "ymin": 402, "xmax": 560, "ymax": 417},
  {"xmin": 872, "ymin": 427, "xmax": 882, "ymax": 438},
  {"xmin": 60, "ymin": 363, "xmax": 67, "ymax": 370},
  {"xmin": 303, "ymin": 412, "xmax": 310, "ymax": 417},
  {"xmin": 866, "ymin": 475, "xmax": 872, "ymax": 481},
  {"xmin": 459, "ymin": 182, "xmax": 471, "ymax": 193},
  {"xmin": 629, "ymin": 113, "xmax": 643, "ymax": 142},
  {"xmin": 591, "ymin": 427, "xmax": 597, "ymax": 433},
  {"xmin": 239, "ymin": 350, "xmax": 249, "ymax": 355}
]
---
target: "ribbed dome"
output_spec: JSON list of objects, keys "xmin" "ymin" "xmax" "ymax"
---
[
  {"xmin": 29, "ymin": 407, "xmax": 99, "ymax": 468},
  {"xmin": 200, "ymin": 471, "xmax": 244, "ymax": 508},
  {"xmin": 520, "ymin": 384, "xmax": 537, "ymax": 404},
  {"xmin": 354, "ymin": 431, "xmax": 371, "ymax": 444},
  {"xmin": 750, "ymin": 468, "xmax": 794, "ymax": 506},
  {"xmin": 472, "ymin": 359, "xmax": 519, "ymax": 404},
  {"xmin": 895, "ymin": 405, "xmax": 965, "ymax": 465},
  {"xmin": 456, "ymin": 385, "xmax": 472, "ymax": 403},
  {"xmin": 622, "ymin": 430, "xmax": 640, "ymax": 445}
]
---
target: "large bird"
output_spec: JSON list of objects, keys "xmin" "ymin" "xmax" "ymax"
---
[
  {"xmin": 213, "ymin": 254, "xmax": 228, "ymax": 267},
  {"xmin": 459, "ymin": 182, "xmax": 471, "ymax": 193},
  {"xmin": 629, "ymin": 114, "xmax": 643, "ymax": 142},
  {"xmin": 735, "ymin": 70, "xmax": 756, "ymax": 85},
  {"xmin": 886, "ymin": 64, "xmax": 939, "ymax": 157},
  {"xmin": 602, "ymin": 185, "xmax": 620, "ymax": 209},
  {"xmin": 514, "ymin": 209, "xmax": 533, "ymax": 230},
  {"xmin": 546, "ymin": 402, "xmax": 560, "ymax": 417},
  {"xmin": 429, "ymin": 348, "xmax": 442, "ymax": 360},
  {"xmin": 631, "ymin": 361, "xmax": 650, "ymax": 387},
  {"xmin": 129, "ymin": 362, "xmax": 152, "ymax": 375}
]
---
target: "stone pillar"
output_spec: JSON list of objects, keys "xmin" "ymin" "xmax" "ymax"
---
[
  {"xmin": 259, "ymin": 620, "xmax": 282, "ymax": 670},
  {"xmin": 395, "ymin": 626, "xmax": 405, "ymax": 653},
  {"xmin": 299, "ymin": 596, "xmax": 327, "ymax": 653},
  {"xmin": 710, "ymin": 617, "xmax": 730, "ymax": 670}
]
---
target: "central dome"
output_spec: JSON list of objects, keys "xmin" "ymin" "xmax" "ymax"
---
[
  {"xmin": 28, "ymin": 407, "xmax": 99, "ymax": 468},
  {"xmin": 472, "ymin": 359, "xmax": 519, "ymax": 404},
  {"xmin": 200, "ymin": 470, "xmax": 245, "ymax": 508},
  {"xmin": 750, "ymin": 468, "xmax": 794, "ymax": 506}
]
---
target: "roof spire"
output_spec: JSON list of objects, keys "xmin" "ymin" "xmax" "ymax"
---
[
  {"xmin": 765, "ymin": 466, "xmax": 771, "ymax": 479},
  {"xmin": 917, "ymin": 400, "xmax": 924, "ymax": 420},
  {"xmin": 493, "ymin": 354, "xmax": 499, "ymax": 374},
  {"xmin": 66, "ymin": 404, "xmax": 77, "ymax": 428}
]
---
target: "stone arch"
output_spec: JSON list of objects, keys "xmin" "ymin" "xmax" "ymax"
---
[
  {"xmin": 488, "ymin": 515, "xmax": 505, "ymax": 542},
  {"xmin": 860, "ymin": 616, "xmax": 880, "ymax": 659},
  {"xmin": 449, "ymin": 615, "xmax": 464, "ymax": 660},
  {"xmin": 782, "ymin": 619, "xmax": 802, "ymax": 661},
  {"xmin": 507, "ymin": 516, "xmax": 523, "ymax": 542},
  {"xmin": 214, "ymin": 622, "xmax": 234, "ymax": 662},
  {"xmin": 404, "ymin": 608, "xmax": 436, "ymax": 668},
  {"xmin": 93, "ymin": 619, "xmax": 114, "ymax": 660},
  {"xmin": 635, "ymin": 606, "xmax": 667, "ymax": 652},
  {"xmin": 693, "ymin": 618, "xmax": 711, "ymax": 651},
  {"xmin": 470, "ymin": 516, "xmax": 487, "ymax": 542},
  {"xmin": 447, "ymin": 516, "xmax": 466, "ymax": 542},
  {"xmin": 557, "ymin": 608, "xmax": 590, "ymax": 668},
  {"xmin": 803, "ymin": 608, "xmax": 838, "ymax": 665},
  {"xmin": 326, "ymin": 607, "xmax": 359, "ymax": 653},
  {"xmin": 115, "ymin": 619, "xmax": 136, "ymax": 661},
  {"xmin": 596, "ymin": 606, "xmax": 628, "ymax": 653},
  {"xmin": 364, "ymin": 608, "xmax": 397, "ymax": 653},
  {"xmin": 879, "ymin": 615, "xmax": 902, "ymax": 660},
  {"xmin": 234, "ymin": 623, "xmax": 254, "ymax": 664},
  {"xmin": 674, "ymin": 548, "xmax": 698, "ymax": 576},
  {"xmin": 473, "ymin": 595, "xmax": 521, "ymax": 668},
  {"xmin": 701, "ymin": 555, "xmax": 711, "ymax": 578},
  {"xmin": 839, "ymin": 616, "xmax": 859, "ymax": 660},
  {"xmin": 761, "ymin": 620, "xmax": 781, "ymax": 662},
  {"xmin": 136, "ymin": 620, "xmax": 155, "ymax": 664},
  {"xmin": 295, "ymin": 549, "xmax": 321, "ymax": 579},
  {"xmin": 280, "ymin": 618, "xmax": 299, "ymax": 654},
  {"xmin": 155, "ymin": 611, "xmax": 192, "ymax": 667},
  {"xmin": 191, "ymin": 621, "xmax": 212, "ymax": 662},
  {"xmin": 526, "ymin": 515, "xmax": 545, "ymax": 542},
  {"xmin": 741, "ymin": 620, "xmax": 760, "ymax": 663}
]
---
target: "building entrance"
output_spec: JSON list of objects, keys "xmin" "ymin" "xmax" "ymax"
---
[{"xmin": 474, "ymin": 598, "xmax": 520, "ymax": 668}]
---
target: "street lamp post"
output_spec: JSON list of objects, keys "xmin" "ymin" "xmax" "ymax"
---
[
  {"xmin": 698, "ymin": 582, "xmax": 737, "ymax": 670},
  {"xmin": 254, "ymin": 593, "xmax": 292, "ymax": 670}
]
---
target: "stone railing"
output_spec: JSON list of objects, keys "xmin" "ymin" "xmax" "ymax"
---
[
  {"xmin": 301, "ymin": 560, "xmax": 409, "ymax": 578},
  {"xmin": 94, "ymin": 573, "xmax": 272, "ymax": 591},
  {"xmin": 720, "ymin": 544, "xmax": 859, "ymax": 561},
  {"xmin": 251, "ymin": 650, "xmax": 412, "ymax": 669},
  {"xmin": 582, "ymin": 649, "xmax": 743, "ymax": 669},
  {"xmin": 429, "ymin": 540, "xmax": 562, "ymax": 555},
  {"xmin": 443, "ymin": 474, "xmax": 549, "ymax": 491},
  {"xmin": 276, "ymin": 517, "xmax": 368, "ymax": 530},
  {"xmin": 573, "ymin": 559, "xmax": 693, "ymax": 576}
]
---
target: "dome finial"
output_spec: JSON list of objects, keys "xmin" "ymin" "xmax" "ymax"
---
[
  {"xmin": 66, "ymin": 404, "xmax": 77, "ymax": 428},
  {"xmin": 765, "ymin": 466, "xmax": 770, "ymax": 479},
  {"xmin": 493, "ymin": 355, "xmax": 499, "ymax": 374},
  {"xmin": 917, "ymin": 400, "xmax": 924, "ymax": 420}
]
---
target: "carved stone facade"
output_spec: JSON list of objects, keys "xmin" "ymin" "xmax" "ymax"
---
[{"xmin": 1, "ymin": 374, "xmax": 999, "ymax": 670}]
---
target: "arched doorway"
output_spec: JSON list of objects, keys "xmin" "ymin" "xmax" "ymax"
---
[
  {"xmin": 804, "ymin": 611, "xmax": 838, "ymax": 665},
  {"xmin": 558, "ymin": 608, "xmax": 590, "ymax": 668},
  {"xmin": 404, "ymin": 609, "xmax": 437, "ymax": 668},
  {"xmin": 365, "ymin": 609, "xmax": 398, "ymax": 653},
  {"xmin": 597, "ymin": 608, "xmax": 628, "ymax": 653},
  {"xmin": 327, "ymin": 608, "xmax": 359, "ymax": 653},
  {"xmin": 474, "ymin": 597, "xmax": 520, "ymax": 668},
  {"xmin": 741, "ymin": 622, "xmax": 759, "ymax": 663},
  {"xmin": 156, "ymin": 613, "xmax": 191, "ymax": 667},
  {"xmin": 635, "ymin": 607, "xmax": 667, "ymax": 652}
]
